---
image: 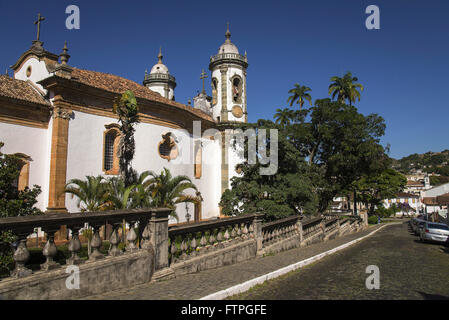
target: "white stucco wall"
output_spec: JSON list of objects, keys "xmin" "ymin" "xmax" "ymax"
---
[
  {"xmin": 14, "ymin": 57, "xmax": 51, "ymax": 94},
  {"xmin": 0, "ymin": 122, "xmax": 50, "ymax": 211},
  {"xmin": 147, "ymin": 83, "xmax": 174, "ymax": 100},
  {"xmin": 423, "ymin": 183, "xmax": 449, "ymax": 197},
  {"xmin": 65, "ymin": 111, "xmax": 222, "ymax": 223},
  {"xmin": 210, "ymin": 66, "xmax": 246, "ymax": 123}
]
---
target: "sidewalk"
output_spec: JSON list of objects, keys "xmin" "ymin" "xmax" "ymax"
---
[{"xmin": 83, "ymin": 223, "xmax": 391, "ymax": 300}]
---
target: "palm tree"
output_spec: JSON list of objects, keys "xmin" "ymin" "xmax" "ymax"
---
[
  {"xmin": 64, "ymin": 175, "xmax": 109, "ymax": 254},
  {"xmin": 113, "ymin": 90, "xmax": 140, "ymax": 187},
  {"xmin": 274, "ymin": 108, "xmax": 293, "ymax": 127},
  {"xmin": 287, "ymin": 84, "xmax": 312, "ymax": 110},
  {"xmin": 328, "ymin": 72, "xmax": 364, "ymax": 106},
  {"xmin": 146, "ymin": 168, "xmax": 202, "ymax": 221},
  {"xmin": 64, "ymin": 175, "xmax": 109, "ymax": 212}
]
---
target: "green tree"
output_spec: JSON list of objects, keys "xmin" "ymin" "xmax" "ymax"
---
[
  {"xmin": 147, "ymin": 168, "xmax": 202, "ymax": 221},
  {"xmin": 64, "ymin": 175, "xmax": 109, "ymax": 212},
  {"xmin": 274, "ymin": 108, "xmax": 293, "ymax": 127},
  {"xmin": 354, "ymin": 168, "xmax": 407, "ymax": 216},
  {"xmin": 328, "ymin": 72, "xmax": 364, "ymax": 106},
  {"xmin": 219, "ymin": 120, "xmax": 317, "ymax": 221},
  {"xmin": 113, "ymin": 90, "xmax": 140, "ymax": 187},
  {"xmin": 0, "ymin": 142, "xmax": 42, "ymax": 275},
  {"xmin": 287, "ymin": 83, "xmax": 312, "ymax": 110}
]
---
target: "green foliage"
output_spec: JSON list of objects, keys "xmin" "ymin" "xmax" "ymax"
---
[
  {"xmin": 64, "ymin": 168, "xmax": 201, "ymax": 221},
  {"xmin": 219, "ymin": 120, "xmax": 318, "ymax": 221},
  {"xmin": 0, "ymin": 142, "xmax": 43, "ymax": 275},
  {"xmin": 430, "ymin": 175, "xmax": 449, "ymax": 187},
  {"xmin": 287, "ymin": 83, "xmax": 312, "ymax": 110},
  {"xmin": 147, "ymin": 168, "xmax": 202, "ymax": 221},
  {"xmin": 392, "ymin": 150, "xmax": 449, "ymax": 177},
  {"xmin": 354, "ymin": 168, "xmax": 407, "ymax": 215},
  {"xmin": 221, "ymin": 73, "xmax": 390, "ymax": 218},
  {"xmin": 113, "ymin": 90, "xmax": 140, "ymax": 187},
  {"xmin": 368, "ymin": 215, "xmax": 378, "ymax": 224},
  {"xmin": 328, "ymin": 72, "xmax": 364, "ymax": 106}
]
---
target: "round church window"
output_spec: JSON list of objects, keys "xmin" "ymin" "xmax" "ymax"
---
[
  {"xmin": 26, "ymin": 66, "xmax": 32, "ymax": 78},
  {"xmin": 158, "ymin": 133, "xmax": 178, "ymax": 161}
]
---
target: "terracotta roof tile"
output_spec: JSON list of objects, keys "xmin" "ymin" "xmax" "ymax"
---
[
  {"xmin": 0, "ymin": 75, "xmax": 49, "ymax": 106},
  {"xmin": 70, "ymin": 68, "xmax": 214, "ymax": 122}
]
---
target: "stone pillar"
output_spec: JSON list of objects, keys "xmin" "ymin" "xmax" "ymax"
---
[
  {"xmin": 253, "ymin": 214, "xmax": 264, "ymax": 253},
  {"xmin": 220, "ymin": 67, "xmax": 228, "ymax": 121},
  {"xmin": 297, "ymin": 220, "xmax": 303, "ymax": 245},
  {"xmin": 220, "ymin": 130, "xmax": 229, "ymax": 209},
  {"xmin": 47, "ymin": 100, "xmax": 72, "ymax": 240},
  {"xmin": 149, "ymin": 209, "xmax": 173, "ymax": 281},
  {"xmin": 47, "ymin": 102, "xmax": 71, "ymax": 213}
]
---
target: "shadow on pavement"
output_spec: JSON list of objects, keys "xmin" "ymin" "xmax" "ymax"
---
[{"xmin": 417, "ymin": 291, "xmax": 449, "ymax": 300}]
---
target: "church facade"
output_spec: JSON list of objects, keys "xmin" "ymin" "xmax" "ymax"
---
[{"xmin": 0, "ymin": 24, "xmax": 248, "ymax": 224}]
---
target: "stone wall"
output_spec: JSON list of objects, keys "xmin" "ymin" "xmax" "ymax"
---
[{"xmin": 0, "ymin": 211, "xmax": 365, "ymax": 300}]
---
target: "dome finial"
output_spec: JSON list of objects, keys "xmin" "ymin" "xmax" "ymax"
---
[
  {"xmin": 158, "ymin": 46, "xmax": 163, "ymax": 64},
  {"xmin": 225, "ymin": 22, "xmax": 231, "ymax": 42}
]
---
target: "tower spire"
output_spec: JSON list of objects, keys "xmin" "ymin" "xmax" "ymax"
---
[
  {"xmin": 225, "ymin": 22, "xmax": 231, "ymax": 42},
  {"xmin": 158, "ymin": 46, "xmax": 163, "ymax": 64}
]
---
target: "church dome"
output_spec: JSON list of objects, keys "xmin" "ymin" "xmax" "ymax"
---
[
  {"xmin": 217, "ymin": 23, "xmax": 239, "ymax": 54},
  {"xmin": 150, "ymin": 63, "xmax": 169, "ymax": 74},
  {"xmin": 150, "ymin": 48, "xmax": 169, "ymax": 74}
]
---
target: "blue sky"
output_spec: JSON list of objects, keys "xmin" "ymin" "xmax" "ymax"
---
[{"xmin": 1, "ymin": 0, "xmax": 448, "ymax": 159}]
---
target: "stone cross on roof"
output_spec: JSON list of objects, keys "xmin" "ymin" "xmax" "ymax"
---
[
  {"xmin": 34, "ymin": 13, "xmax": 45, "ymax": 41},
  {"xmin": 200, "ymin": 69, "xmax": 208, "ymax": 94}
]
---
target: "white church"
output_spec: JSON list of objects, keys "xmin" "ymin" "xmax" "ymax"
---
[{"xmin": 0, "ymin": 21, "xmax": 249, "ymax": 224}]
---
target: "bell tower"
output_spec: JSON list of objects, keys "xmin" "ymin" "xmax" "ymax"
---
[{"xmin": 209, "ymin": 24, "xmax": 248, "ymax": 123}]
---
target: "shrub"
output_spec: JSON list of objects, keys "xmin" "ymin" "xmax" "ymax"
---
[{"xmin": 368, "ymin": 215, "xmax": 379, "ymax": 225}]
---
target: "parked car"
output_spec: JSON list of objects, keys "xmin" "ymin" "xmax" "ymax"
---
[
  {"xmin": 419, "ymin": 222, "xmax": 449, "ymax": 244},
  {"xmin": 411, "ymin": 218, "xmax": 426, "ymax": 235}
]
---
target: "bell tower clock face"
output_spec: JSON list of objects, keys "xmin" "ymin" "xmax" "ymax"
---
[{"xmin": 231, "ymin": 105, "xmax": 243, "ymax": 118}]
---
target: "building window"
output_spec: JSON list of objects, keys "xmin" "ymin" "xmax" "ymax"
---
[
  {"xmin": 158, "ymin": 133, "xmax": 178, "ymax": 161},
  {"xmin": 194, "ymin": 141, "xmax": 202, "ymax": 179},
  {"xmin": 211, "ymin": 78, "xmax": 218, "ymax": 105},
  {"xmin": 12, "ymin": 154, "xmax": 31, "ymax": 191},
  {"xmin": 231, "ymin": 75, "xmax": 242, "ymax": 104},
  {"xmin": 103, "ymin": 125, "xmax": 120, "ymax": 175}
]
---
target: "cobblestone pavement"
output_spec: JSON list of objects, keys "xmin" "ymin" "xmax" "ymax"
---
[
  {"xmin": 229, "ymin": 222, "xmax": 449, "ymax": 300},
  {"xmin": 84, "ymin": 223, "xmax": 390, "ymax": 300}
]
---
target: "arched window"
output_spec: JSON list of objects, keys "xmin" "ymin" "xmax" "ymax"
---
[
  {"xmin": 194, "ymin": 141, "xmax": 202, "ymax": 179},
  {"xmin": 211, "ymin": 78, "xmax": 218, "ymax": 106},
  {"xmin": 231, "ymin": 75, "xmax": 242, "ymax": 104},
  {"xmin": 103, "ymin": 125, "xmax": 120, "ymax": 175},
  {"xmin": 12, "ymin": 153, "xmax": 31, "ymax": 191}
]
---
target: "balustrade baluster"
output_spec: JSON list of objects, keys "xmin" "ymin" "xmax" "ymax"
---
[
  {"xmin": 109, "ymin": 224, "xmax": 122, "ymax": 256},
  {"xmin": 242, "ymin": 223, "xmax": 248, "ymax": 239},
  {"xmin": 139, "ymin": 221, "xmax": 152, "ymax": 250},
  {"xmin": 224, "ymin": 229, "xmax": 230, "ymax": 241},
  {"xmin": 89, "ymin": 225, "xmax": 104, "ymax": 261},
  {"xmin": 170, "ymin": 238, "xmax": 178, "ymax": 264},
  {"xmin": 126, "ymin": 222, "xmax": 138, "ymax": 252},
  {"xmin": 41, "ymin": 228, "xmax": 60, "ymax": 271},
  {"xmin": 190, "ymin": 236, "xmax": 197, "ymax": 256},
  {"xmin": 67, "ymin": 226, "xmax": 84, "ymax": 264},
  {"xmin": 10, "ymin": 235, "xmax": 32, "ymax": 278},
  {"xmin": 248, "ymin": 224, "xmax": 254, "ymax": 238}
]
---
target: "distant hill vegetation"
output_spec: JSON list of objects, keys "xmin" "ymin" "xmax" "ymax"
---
[{"xmin": 392, "ymin": 150, "xmax": 449, "ymax": 186}]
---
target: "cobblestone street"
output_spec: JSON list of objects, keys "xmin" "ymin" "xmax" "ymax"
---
[{"xmin": 230, "ymin": 222, "xmax": 449, "ymax": 300}]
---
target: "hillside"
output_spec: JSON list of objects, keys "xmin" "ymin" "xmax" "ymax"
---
[{"xmin": 392, "ymin": 150, "xmax": 449, "ymax": 186}]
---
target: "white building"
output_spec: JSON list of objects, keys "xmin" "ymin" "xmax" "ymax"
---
[{"xmin": 0, "ymin": 25, "xmax": 249, "ymax": 225}]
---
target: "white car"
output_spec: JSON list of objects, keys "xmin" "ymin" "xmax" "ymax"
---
[{"xmin": 419, "ymin": 222, "xmax": 449, "ymax": 244}]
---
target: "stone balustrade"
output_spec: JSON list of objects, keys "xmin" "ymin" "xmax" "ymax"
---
[
  {"xmin": 0, "ymin": 211, "xmax": 365, "ymax": 299},
  {"xmin": 0, "ymin": 208, "xmax": 172, "ymax": 279}
]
